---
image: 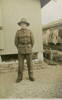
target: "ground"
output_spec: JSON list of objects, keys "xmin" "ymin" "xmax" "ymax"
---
[{"xmin": 0, "ymin": 62, "xmax": 62, "ymax": 98}]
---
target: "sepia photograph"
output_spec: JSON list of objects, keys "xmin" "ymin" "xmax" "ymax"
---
[{"xmin": 0, "ymin": 0, "xmax": 62, "ymax": 99}]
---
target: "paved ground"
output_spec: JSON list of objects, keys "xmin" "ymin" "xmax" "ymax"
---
[{"xmin": 0, "ymin": 63, "xmax": 62, "ymax": 98}]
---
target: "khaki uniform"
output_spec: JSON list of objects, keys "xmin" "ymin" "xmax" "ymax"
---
[{"xmin": 15, "ymin": 28, "xmax": 34, "ymax": 80}]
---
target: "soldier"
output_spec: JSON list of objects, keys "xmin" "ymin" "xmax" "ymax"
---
[{"xmin": 15, "ymin": 18, "xmax": 35, "ymax": 83}]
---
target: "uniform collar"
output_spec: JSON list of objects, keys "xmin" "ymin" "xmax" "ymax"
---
[{"xmin": 21, "ymin": 28, "xmax": 27, "ymax": 30}]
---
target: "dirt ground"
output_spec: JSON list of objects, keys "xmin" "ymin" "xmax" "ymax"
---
[{"xmin": 0, "ymin": 62, "xmax": 62, "ymax": 98}]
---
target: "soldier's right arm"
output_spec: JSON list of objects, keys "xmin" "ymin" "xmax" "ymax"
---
[{"xmin": 15, "ymin": 31, "xmax": 19, "ymax": 48}]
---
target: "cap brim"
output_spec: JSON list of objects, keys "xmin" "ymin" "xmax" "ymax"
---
[{"xmin": 18, "ymin": 21, "xmax": 30, "ymax": 26}]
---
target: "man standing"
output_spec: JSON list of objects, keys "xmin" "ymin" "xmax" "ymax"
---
[{"xmin": 15, "ymin": 18, "xmax": 35, "ymax": 83}]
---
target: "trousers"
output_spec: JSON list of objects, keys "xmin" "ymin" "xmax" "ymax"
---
[{"xmin": 18, "ymin": 53, "xmax": 33, "ymax": 79}]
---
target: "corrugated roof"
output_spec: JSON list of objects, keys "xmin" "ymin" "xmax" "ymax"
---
[{"xmin": 43, "ymin": 19, "xmax": 62, "ymax": 30}]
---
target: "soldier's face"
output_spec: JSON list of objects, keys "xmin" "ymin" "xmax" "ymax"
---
[{"xmin": 21, "ymin": 23, "xmax": 27, "ymax": 29}]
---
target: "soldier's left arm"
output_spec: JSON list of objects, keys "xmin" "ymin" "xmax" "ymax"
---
[{"xmin": 30, "ymin": 31, "xmax": 34, "ymax": 47}]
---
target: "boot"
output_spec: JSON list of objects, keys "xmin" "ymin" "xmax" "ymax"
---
[
  {"xmin": 29, "ymin": 72, "xmax": 35, "ymax": 81},
  {"xmin": 16, "ymin": 72, "xmax": 22, "ymax": 83},
  {"xmin": 29, "ymin": 77, "xmax": 35, "ymax": 81},
  {"xmin": 16, "ymin": 77, "xmax": 22, "ymax": 83}
]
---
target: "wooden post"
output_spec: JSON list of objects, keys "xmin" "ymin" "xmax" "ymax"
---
[
  {"xmin": 0, "ymin": 56, "xmax": 2, "ymax": 62},
  {"xmin": 50, "ymin": 48, "xmax": 53, "ymax": 60}
]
